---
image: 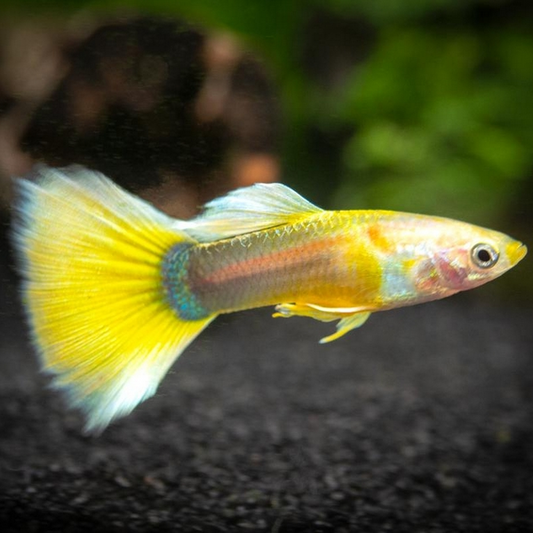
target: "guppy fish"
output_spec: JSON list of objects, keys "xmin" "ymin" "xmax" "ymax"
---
[{"xmin": 11, "ymin": 167, "xmax": 526, "ymax": 432}]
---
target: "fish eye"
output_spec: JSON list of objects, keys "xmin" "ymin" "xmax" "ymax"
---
[{"xmin": 471, "ymin": 243, "xmax": 499, "ymax": 269}]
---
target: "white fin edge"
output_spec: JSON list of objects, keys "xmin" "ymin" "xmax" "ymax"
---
[{"xmin": 307, "ymin": 303, "xmax": 371, "ymax": 314}]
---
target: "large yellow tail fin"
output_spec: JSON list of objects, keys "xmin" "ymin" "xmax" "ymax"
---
[{"xmin": 11, "ymin": 167, "xmax": 215, "ymax": 433}]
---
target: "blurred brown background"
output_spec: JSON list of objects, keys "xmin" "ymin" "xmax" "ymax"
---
[{"xmin": 0, "ymin": 14, "xmax": 281, "ymax": 219}]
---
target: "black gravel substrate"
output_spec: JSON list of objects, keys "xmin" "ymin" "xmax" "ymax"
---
[{"xmin": 1, "ymin": 262, "xmax": 533, "ymax": 532}]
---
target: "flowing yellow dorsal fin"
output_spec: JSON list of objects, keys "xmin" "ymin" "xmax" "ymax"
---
[{"xmin": 176, "ymin": 183, "xmax": 323, "ymax": 241}]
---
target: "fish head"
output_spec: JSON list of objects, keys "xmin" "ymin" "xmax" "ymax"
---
[{"xmin": 414, "ymin": 221, "xmax": 527, "ymax": 296}]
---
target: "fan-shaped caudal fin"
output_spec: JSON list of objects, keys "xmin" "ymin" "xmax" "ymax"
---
[{"xmin": 11, "ymin": 168, "xmax": 215, "ymax": 432}]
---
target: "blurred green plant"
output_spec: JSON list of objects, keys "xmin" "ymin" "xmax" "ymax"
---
[{"xmin": 332, "ymin": 24, "xmax": 533, "ymax": 224}]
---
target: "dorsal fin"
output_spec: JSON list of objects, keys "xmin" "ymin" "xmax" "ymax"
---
[{"xmin": 175, "ymin": 183, "xmax": 323, "ymax": 242}]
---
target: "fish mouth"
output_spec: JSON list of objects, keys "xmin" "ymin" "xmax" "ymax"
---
[{"xmin": 506, "ymin": 241, "xmax": 527, "ymax": 266}]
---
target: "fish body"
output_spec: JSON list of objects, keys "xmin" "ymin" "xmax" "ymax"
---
[
  {"xmin": 169, "ymin": 210, "xmax": 523, "ymax": 316},
  {"xmin": 11, "ymin": 167, "xmax": 526, "ymax": 431}
]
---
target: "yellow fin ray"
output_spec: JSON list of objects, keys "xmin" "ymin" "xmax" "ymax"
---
[
  {"xmin": 319, "ymin": 312, "xmax": 371, "ymax": 344},
  {"xmin": 273, "ymin": 303, "xmax": 371, "ymax": 343},
  {"xmin": 12, "ymin": 167, "xmax": 216, "ymax": 433},
  {"xmin": 177, "ymin": 182, "xmax": 323, "ymax": 241}
]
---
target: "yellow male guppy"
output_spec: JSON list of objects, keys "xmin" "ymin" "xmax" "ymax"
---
[{"xmin": 12, "ymin": 167, "xmax": 526, "ymax": 431}]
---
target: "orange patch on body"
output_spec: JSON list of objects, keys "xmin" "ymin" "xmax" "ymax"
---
[{"xmin": 367, "ymin": 224, "xmax": 392, "ymax": 252}]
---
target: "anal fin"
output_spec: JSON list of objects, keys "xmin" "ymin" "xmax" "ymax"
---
[
  {"xmin": 273, "ymin": 302, "xmax": 371, "ymax": 343},
  {"xmin": 273, "ymin": 302, "xmax": 341, "ymax": 322},
  {"xmin": 319, "ymin": 312, "xmax": 371, "ymax": 344}
]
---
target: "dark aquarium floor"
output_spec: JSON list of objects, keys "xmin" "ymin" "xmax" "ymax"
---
[{"xmin": 1, "ymin": 260, "xmax": 533, "ymax": 532}]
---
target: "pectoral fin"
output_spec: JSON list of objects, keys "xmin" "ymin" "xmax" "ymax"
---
[{"xmin": 273, "ymin": 302, "xmax": 371, "ymax": 343}]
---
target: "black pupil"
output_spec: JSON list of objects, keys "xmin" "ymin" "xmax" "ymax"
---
[{"xmin": 477, "ymin": 248, "xmax": 492, "ymax": 263}]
